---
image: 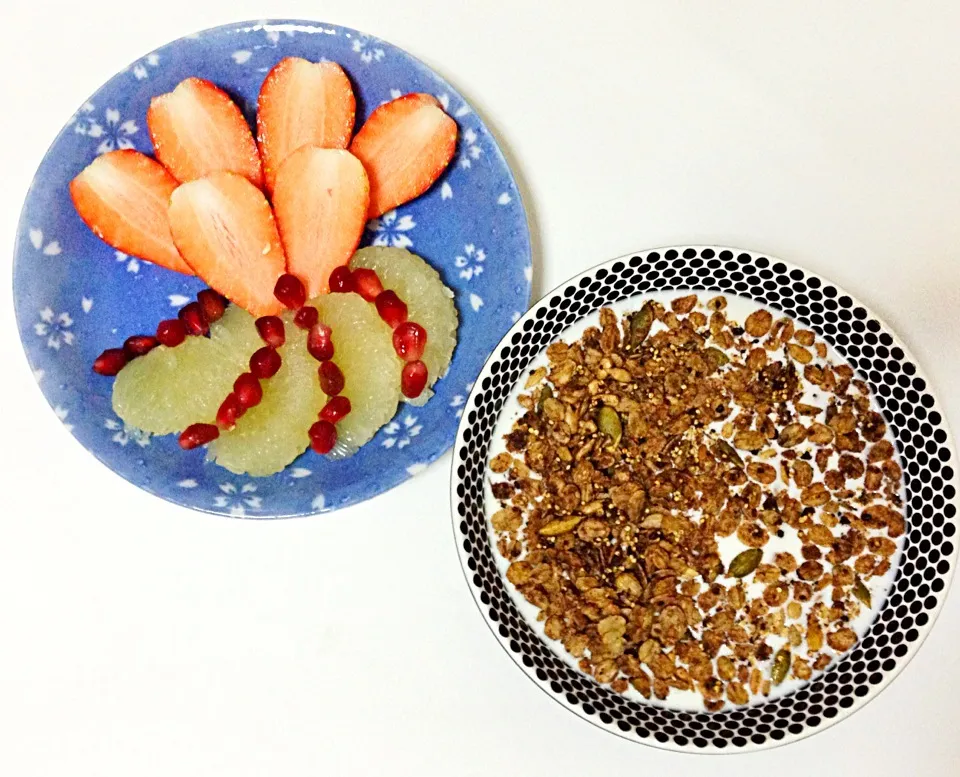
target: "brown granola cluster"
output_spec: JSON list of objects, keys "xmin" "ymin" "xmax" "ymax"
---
[{"xmin": 489, "ymin": 295, "xmax": 904, "ymax": 710}]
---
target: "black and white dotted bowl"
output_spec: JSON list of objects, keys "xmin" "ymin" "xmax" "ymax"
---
[{"xmin": 450, "ymin": 246, "xmax": 959, "ymax": 752}]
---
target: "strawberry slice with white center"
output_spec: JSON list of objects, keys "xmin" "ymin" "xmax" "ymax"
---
[
  {"xmin": 272, "ymin": 147, "xmax": 369, "ymax": 297},
  {"xmin": 256, "ymin": 57, "xmax": 356, "ymax": 195},
  {"xmin": 349, "ymin": 93, "xmax": 458, "ymax": 218},
  {"xmin": 147, "ymin": 77, "xmax": 263, "ymax": 187},
  {"xmin": 69, "ymin": 149, "xmax": 193, "ymax": 275},
  {"xmin": 168, "ymin": 172, "xmax": 285, "ymax": 316}
]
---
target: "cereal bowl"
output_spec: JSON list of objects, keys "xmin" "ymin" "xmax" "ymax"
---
[{"xmin": 451, "ymin": 246, "xmax": 958, "ymax": 751}]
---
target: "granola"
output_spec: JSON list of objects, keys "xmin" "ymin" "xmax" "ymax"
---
[{"xmin": 489, "ymin": 296, "xmax": 904, "ymax": 711}]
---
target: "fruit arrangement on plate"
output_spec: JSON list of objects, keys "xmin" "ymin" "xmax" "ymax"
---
[{"xmin": 69, "ymin": 58, "xmax": 460, "ymax": 476}]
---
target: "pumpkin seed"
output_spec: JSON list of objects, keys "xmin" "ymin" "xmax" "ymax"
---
[
  {"xmin": 771, "ymin": 648, "xmax": 791, "ymax": 685},
  {"xmin": 704, "ymin": 347, "xmax": 730, "ymax": 369},
  {"xmin": 536, "ymin": 383, "xmax": 553, "ymax": 415},
  {"xmin": 853, "ymin": 576, "xmax": 872, "ymax": 608},
  {"xmin": 628, "ymin": 302, "xmax": 654, "ymax": 347},
  {"xmin": 539, "ymin": 515, "xmax": 583, "ymax": 536},
  {"xmin": 716, "ymin": 439, "xmax": 744, "ymax": 468},
  {"xmin": 728, "ymin": 548, "xmax": 763, "ymax": 578},
  {"xmin": 597, "ymin": 406, "xmax": 622, "ymax": 446}
]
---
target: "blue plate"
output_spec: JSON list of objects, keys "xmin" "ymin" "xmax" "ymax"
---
[{"xmin": 13, "ymin": 19, "xmax": 532, "ymax": 518}]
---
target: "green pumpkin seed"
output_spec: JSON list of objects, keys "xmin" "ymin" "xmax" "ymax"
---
[
  {"xmin": 536, "ymin": 383, "xmax": 553, "ymax": 415},
  {"xmin": 628, "ymin": 302, "xmax": 654, "ymax": 347},
  {"xmin": 771, "ymin": 648, "xmax": 791, "ymax": 685},
  {"xmin": 716, "ymin": 439, "xmax": 744, "ymax": 468},
  {"xmin": 597, "ymin": 406, "xmax": 622, "ymax": 447},
  {"xmin": 727, "ymin": 548, "xmax": 763, "ymax": 578},
  {"xmin": 853, "ymin": 577, "xmax": 872, "ymax": 608},
  {"xmin": 704, "ymin": 347, "xmax": 730, "ymax": 369}
]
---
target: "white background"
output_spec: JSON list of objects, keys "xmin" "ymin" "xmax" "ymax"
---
[{"xmin": 1, "ymin": 2, "xmax": 959, "ymax": 775}]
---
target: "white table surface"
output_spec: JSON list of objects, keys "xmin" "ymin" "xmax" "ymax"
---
[{"xmin": 2, "ymin": 2, "xmax": 959, "ymax": 775}]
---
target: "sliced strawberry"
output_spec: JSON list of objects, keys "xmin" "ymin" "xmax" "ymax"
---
[
  {"xmin": 349, "ymin": 93, "xmax": 457, "ymax": 218},
  {"xmin": 256, "ymin": 58, "xmax": 356, "ymax": 195},
  {"xmin": 168, "ymin": 172, "xmax": 285, "ymax": 316},
  {"xmin": 148, "ymin": 77, "xmax": 263, "ymax": 187},
  {"xmin": 69, "ymin": 150, "xmax": 193, "ymax": 275},
  {"xmin": 273, "ymin": 147, "xmax": 369, "ymax": 297}
]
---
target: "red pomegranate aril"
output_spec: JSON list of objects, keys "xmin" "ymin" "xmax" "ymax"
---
[
  {"xmin": 255, "ymin": 315, "xmax": 286, "ymax": 348},
  {"xmin": 156, "ymin": 318, "xmax": 187, "ymax": 347},
  {"xmin": 178, "ymin": 301, "xmax": 209, "ymax": 336},
  {"xmin": 352, "ymin": 268, "xmax": 384, "ymax": 302},
  {"xmin": 375, "ymin": 290, "xmax": 408, "ymax": 329},
  {"xmin": 274, "ymin": 273, "xmax": 307, "ymax": 309},
  {"xmin": 309, "ymin": 420, "xmax": 337, "ymax": 454},
  {"xmin": 328, "ymin": 266, "xmax": 354, "ymax": 294},
  {"xmin": 307, "ymin": 323, "xmax": 334, "ymax": 361},
  {"xmin": 319, "ymin": 395, "xmax": 352, "ymax": 423},
  {"xmin": 393, "ymin": 321, "xmax": 427, "ymax": 361},
  {"xmin": 123, "ymin": 334, "xmax": 159, "ymax": 359},
  {"xmin": 294, "ymin": 305, "xmax": 319, "ymax": 330},
  {"xmin": 216, "ymin": 393, "xmax": 244, "ymax": 429},
  {"xmin": 401, "ymin": 360, "xmax": 428, "ymax": 398},
  {"xmin": 317, "ymin": 360, "xmax": 345, "ymax": 396},
  {"xmin": 93, "ymin": 348, "xmax": 128, "ymax": 376},
  {"xmin": 250, "ymin": 346, "xmax": 282, "ymax": 379},
  {"xmin": 233, "ymin": 372, "xmax": 263, "ymax": 409},
  {"xmin": 197, "ymin": 289, "xmax": 227, "ymax": 323},
  {"xmin": 179, "ymin": 422, "xmax": 220, "ymax": 449}
]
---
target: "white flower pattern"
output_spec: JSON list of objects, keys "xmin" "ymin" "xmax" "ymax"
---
[
  {"xmin": 55, "ymin": 406, "xmax": 73, "ymax": 433},
  {"xmin": 104, "ymin": 418, "xmax": 150, "ymax": 447},
  {"xmin": 213, "ymin": 482, "xmax": 263, "ymax": 516},
  {"xmin": 450, "ymin": 382, "xmax": 474, "ymax": 419},
  {"xmin": 381, "ymin": 414, "xmax": 422, "ymax": 449},
  {"xmin": 264, "ymin": 25, "xmax": 295, "ymax": 45},
  {"xmin": 34, "ymin": 307, "xmax": 74, "ymax": 350},
  {"xmin": 68, "ymin": 101, "xmax": 97, "ymax": 134},
  {"xmin": 455, "ymin": 243, "xmax": 486, "ymax": 281},
  {"xmin": 76, "ymin": 107, "xmax": 139, "ymax": 155},
  {"xmin": 459, "ymin": 127, "xmax": 482, "ymax": 169},
  {"xmin": 367, "ymin": 209, "xmax": 416, "ymax": 248},
  {"xmin": 351, "ymin": 35, "xmax": 385, "ymax": 64},
  {"xmin": 28, "ymin": 228, "xmax": 61, "ymax": 256},
  {"xmin": 130, "ymin": 52, "xmax": 160, "ymax": 80},
  {"xmin": 115, "ymin": 250, "xmax": 140, "ymax": 274}
]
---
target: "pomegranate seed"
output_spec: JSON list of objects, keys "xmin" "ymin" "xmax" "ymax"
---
[
  {"xmin": 309, "ymin": 420, "xmax": 337, "ymax": 454},
  {"xmin": 294, "ymin": 305, "xmax": 319, "ymax": 330},
  {"xmin": 233, "ymin": 373, "xmax": 263, "ymax": 409},
  {"xmin": 401, "ymin": 360, "xmax": 428, "ymax": 398},
  {"xmin": 92, "ymin": 348, "xmax": 128, "ymax": 376},
  {"xmin": 328, "ymin": 266, "xmax": 354, "ymax": 294},
  {"xmin": 197, "ymin": 289, "xmax": 227, "ymax": 323},
  {"xmin": 178, "ymin": 301, "xmax": 209, "ymax": 336},
  {"xmin": 375, "ymin": 290, "xmax": 408, "ymax": 329},
  {"xmin": 352, "ymin": 268, "xmax": 383, "ymax": 302},
  {"xmin": 123, "ymin": 334, "xmax": 159, "ymax": 359},
  {"xmin": 255, "ymin": 315, "xmax": 286, "ymax": 348},
  {"xmin": 179, "ymin": 423, "xmax": 220, "ymax": 449},
  {"xmin": 156, "ymin": 318, "xmax": 187, "ymax": 347},
  {"xmin": 250, "ymin": 346, "xmax": 282, "ymax": 379},
  {"xmin": 307, "ymin": 323, "xmax": 334, "ymax": 361},
  {"xmin": 319, "ymin": 395, "xmax": 352, "ymax": 423},
  {"xmin": 274, "ymin": 273, "xmax": 307, "ymax": 309},
  {"xmin": 393, "ymin": 322, "xmax": 428, "ymax": 361},
  {"xmin": 318, "ymin": 361, "xmax": 345, "ymax": 396},
  {"xmin": 216, "ymin": 393, "xmax": 245, "ymax": 429}
]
